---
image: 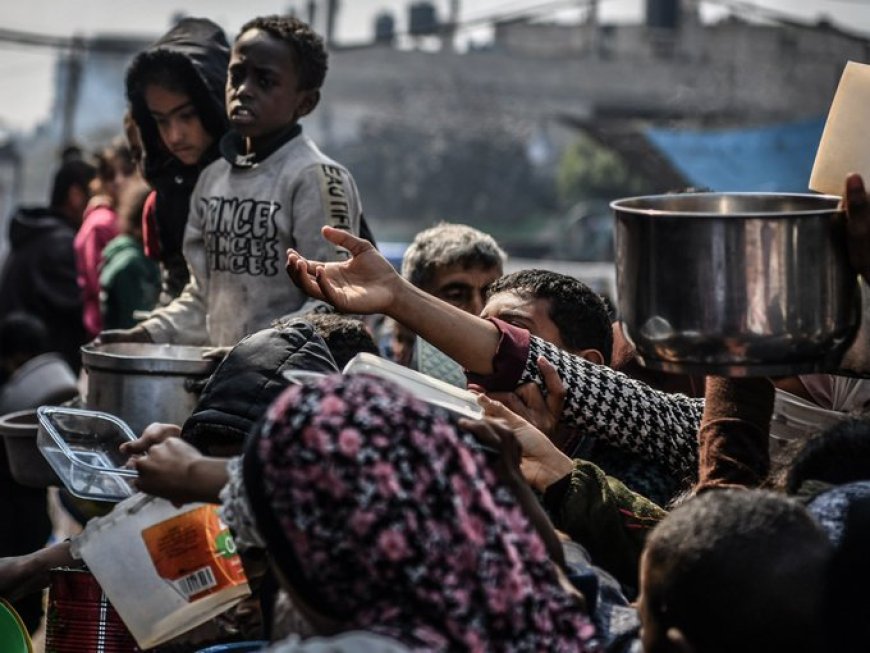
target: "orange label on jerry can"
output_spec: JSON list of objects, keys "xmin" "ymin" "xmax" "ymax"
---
[{"xmin": 141, "ymin": 505, "xmax": 247, "ymax": 602}]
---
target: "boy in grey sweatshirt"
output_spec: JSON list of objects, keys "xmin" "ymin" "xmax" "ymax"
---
[{"xmin": 123, "ymin": 15, "xmax": 363, "ymax": 347}]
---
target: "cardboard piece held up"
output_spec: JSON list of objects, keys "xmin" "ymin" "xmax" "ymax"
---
[{"xmin": 810, "ymin": 61, "xmax": 870, "ymax": 196}]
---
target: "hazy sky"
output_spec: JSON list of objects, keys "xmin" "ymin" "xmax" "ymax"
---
[{"xmin": 1, "ymin": 0, "xmax": 869, "ymax": 132}]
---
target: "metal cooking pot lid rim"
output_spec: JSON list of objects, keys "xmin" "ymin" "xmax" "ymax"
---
[
  {"xmin": 81, "ymin": 343, "xmax": 207, "ymax": 362},
  {"xmin": 610, "ymin": 192, "xmax": 843, "ymax": 217}
]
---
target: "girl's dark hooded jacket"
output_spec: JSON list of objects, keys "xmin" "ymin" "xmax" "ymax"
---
[{"xmin": 125, "ymin": 17, "xmax": 229, "ymax": 302}]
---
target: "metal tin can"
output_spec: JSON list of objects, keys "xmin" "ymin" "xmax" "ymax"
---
[{"xmin": 45, "ymin": 568, "xmax": 140, "ymax": 652}]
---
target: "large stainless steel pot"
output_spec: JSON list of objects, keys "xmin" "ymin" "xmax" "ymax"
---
[
  {"xmin": 81, "ymin": 343, "xmax": 218, "ymax": 436},
  {"xmin": 612, "ymin": 192, "xmax": 860, "ymax": 376}
]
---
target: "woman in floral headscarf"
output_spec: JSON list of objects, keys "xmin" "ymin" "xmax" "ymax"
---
[{"xmin": 241, "ymin": 373, "xmax": 595, "ymax": 652}]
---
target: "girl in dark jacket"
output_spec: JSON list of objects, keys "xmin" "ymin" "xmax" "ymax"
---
[{"xmin": 124, "ymin": 17, "xmax": 229, "ymax": 304}]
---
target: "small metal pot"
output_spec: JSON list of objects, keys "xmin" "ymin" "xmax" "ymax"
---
[
  {"xmin": 0, "ymin": 409, "xmax": 61, "ymax": 488},
  {"xmin": 612, "ymin": 192, "xmax": 860, "ymax": 376},
  {"xmin": 81, "ymin": 343, "xmax": 218, "ymax": 436}
]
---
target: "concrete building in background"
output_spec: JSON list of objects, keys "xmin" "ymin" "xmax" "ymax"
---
[{"xmin": 7, "ymin": 0, "xmax": 869, "ymax": 247}]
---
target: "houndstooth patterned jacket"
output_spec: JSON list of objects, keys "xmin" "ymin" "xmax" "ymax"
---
[{"xmin": 471, "ymin": 319, "xmax": 705, "ymax": 481}]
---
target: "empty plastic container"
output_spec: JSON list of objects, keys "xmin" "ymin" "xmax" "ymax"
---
[{"xmin": 36, "ymin": 406, "xmax": 138, "ymax": 502}]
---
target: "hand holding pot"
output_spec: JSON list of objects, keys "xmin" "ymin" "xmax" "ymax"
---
[
  {"xmin": 843, "ymin": 173, "xmax": 870, "ymax": 285},
  {"xmin": 96, "ymin": 325, "xmax": 153, "ymax": 344}
]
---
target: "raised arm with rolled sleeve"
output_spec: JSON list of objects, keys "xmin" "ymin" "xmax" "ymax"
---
[
  {"xmin": 284, "ymin": 234, "xmax": 701, "ymax": 478},
  {"xmin": 469, "ymin": 319, "xmax": 704, "ymax": 480}
]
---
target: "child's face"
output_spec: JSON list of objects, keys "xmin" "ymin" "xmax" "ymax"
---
[
  {"xmin": 226, "ymin": 28, "xmax": 319, "ymax": 145},
  {"xmin": 144, "ymin": 85, "xmax": 214, "ymax": 166}
]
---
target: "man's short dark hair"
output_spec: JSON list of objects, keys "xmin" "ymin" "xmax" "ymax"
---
[
  {"xmin": 645, "ymin": 489, "xmax": 831, "ymax": 653},
  {"xmin": 238, "ymin": 15, "xmax": 328, "ymax": 91},
  {"xmin": 299, "ymin": 312, "xmax": 379, "ymax": 370},
  {"xmin": 486, "ymin": 269, "xmax": 613, "ymax": 363},
  {"xmin": 50, "ymin": 159, "xmax": 96, "ymax": 210},
  {"xmin": 401, "ymin": 223, "xmax": 506, "ymax": 291},
  {"xmin": 785, "ymin": 418, "xmax": 870, "ymax": 494}
]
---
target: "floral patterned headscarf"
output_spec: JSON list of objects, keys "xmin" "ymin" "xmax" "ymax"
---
[{"xmin": 243, "ymin": 374, "xmax": 594, "ymax": 652}]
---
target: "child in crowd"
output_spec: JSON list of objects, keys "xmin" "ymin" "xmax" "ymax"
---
[
  {"xmin": 287, "ymin": 227, "xmax": 704, "ymax": 485},
  {"xmin": 105, "ymin": 15, "xmax": 364, "ymax": 348},
  {"xmin": 0, "ymin": 159, "xmax": 96, "ymax": 371},
  {"xmin": 99, "ymin": 179, "xmax": 160, "ymax": 330},
  {"xmin": 638, "ymin": 489, "xmax": 830, "ymax": 653},
  {"xmin": 123, "ymin": 16, "xmax": 230, "ymax": 305},
  {"xmin": 0, "ymin": 313, "xmax": 76, "ymax": 634},
  {"xmin": 74, "ymin": 141, "xmax": 136, "ymax": 338},
  {"xmin": 127, "ymin": 374, "xmax": 594, "ymax": 651}
]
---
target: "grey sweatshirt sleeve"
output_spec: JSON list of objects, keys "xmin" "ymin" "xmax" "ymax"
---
[
  {"xmin": 139, "ymin": 183, "xmax": 210, "ymax": 345},
  {"xmin": 273, "ymin": 162, "xmax": 363, "ymax": 320},
  {"xmin": 291, "ymin": 162, "xmax": 362, "ymax": 262}
]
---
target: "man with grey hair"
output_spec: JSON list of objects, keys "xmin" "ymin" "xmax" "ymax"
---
[
  {"xmin": 401, "ymin": 222, "xmax": 506, "ymax": 315},
  {"xmin": 391, "ymin": 223, "xmax": 506, "ymax": 376}
]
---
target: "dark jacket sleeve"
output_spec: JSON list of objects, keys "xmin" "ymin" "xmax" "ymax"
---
[
  {"xmin": 35, "ymin": 228, "xmax": 82, "ymax": 313},
  {"xmin": 181, "ymin": 319, "xmax": 338, "ymax": 455},
  {"xmin": 102, "ymin": 254, "xmax": 160, "ymax": 330}
]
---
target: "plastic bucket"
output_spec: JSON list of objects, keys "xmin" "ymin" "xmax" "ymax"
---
[{"xmin": 71, "ymin": 494, "xmax": 250, "ymax": 649}]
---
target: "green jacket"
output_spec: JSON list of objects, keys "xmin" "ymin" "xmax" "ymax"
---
[
  {"xmin": 99, "ymin": 235, "xmax": 160, "ymax": 330},
  {"xmin": 544, "ymin": 459, "xmax": 667, "ymax": 592}
]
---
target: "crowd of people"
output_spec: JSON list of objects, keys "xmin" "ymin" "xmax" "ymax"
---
[{"xmin": 0, "ymin": 10, "xmax": 868, "ymax": 653}]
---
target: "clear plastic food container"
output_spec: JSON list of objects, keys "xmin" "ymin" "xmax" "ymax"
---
[
  {"xmin": 342, "ymin": 353, "xmax": 483, "ymax": 420},
  {"xmin": 36, "ymin": 406, "xmax": 138, "ymax": 502}
]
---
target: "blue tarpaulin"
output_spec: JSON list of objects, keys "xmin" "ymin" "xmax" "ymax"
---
[{"xmin": 645, "ymin": 117, "xmax": 825, "ymax": 193}]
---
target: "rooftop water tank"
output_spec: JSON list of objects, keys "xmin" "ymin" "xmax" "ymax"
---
[
  {"xmin": 646, "ymin": 0, "xmax": 679, "ymax": 29},
  {"xmin": 375, "ymin": 11, "xmax": 396, "ymax": 44},
  {"xmin": 409, "ymin": 2, "xmax": 438, "ymax": 36}
]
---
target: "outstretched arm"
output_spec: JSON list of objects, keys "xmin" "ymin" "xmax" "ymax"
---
[
  {"xmin": 0, "ymin": 541, "xmax": 78, "ymax": 601},
  {"xmin": 286, "ymin": 226, "xmax": 501, "ymax": 374}
]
